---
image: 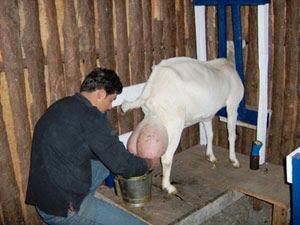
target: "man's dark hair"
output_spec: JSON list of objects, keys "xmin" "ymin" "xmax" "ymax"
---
[{"xmin": 80, "ymin": 68, "xmax": 123, "ymax": 95}]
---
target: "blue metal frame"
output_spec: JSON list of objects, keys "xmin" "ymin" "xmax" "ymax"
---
[
  {"xmin": 193, "ymin": 0, "xmax": 269, "ymax": 126},
  {"xmin": 292, "ymin": 153, "xmax": 300, "ymax": 225}
]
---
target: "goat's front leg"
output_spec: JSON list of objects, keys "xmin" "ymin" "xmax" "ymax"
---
[
  {"xmin": 161, "ymin": 124, "xmax": 183, "ymax": 194},
  {"xmin": 203, "ymin": 120, "xmax": 217, "ymax": 164},
  {"xmin": 227, "ymin": 106, "xmax": 240, "ymax": 168}
]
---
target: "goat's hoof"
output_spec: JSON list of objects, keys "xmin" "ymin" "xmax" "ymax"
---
[
  {"xmin": 230, "ymin": 159, "xmax": 240, "ymax": 168},
  {"xmin": 206, "ymin": 155, "xmax": 217, "ymax": 164},
  {"xmin": 163, "ymin": 184, "xmax": 177, "ymax": 195}
]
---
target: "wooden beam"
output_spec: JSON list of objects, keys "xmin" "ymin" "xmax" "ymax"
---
[
  {"xmin": 77, "ymin": 0, "xmax": 97, "ymax": 76},
  {"xmin": 128, "ymin": 0, "xmax": 145, "ymax": 127},
  {"xmin": 98, "ymin": 0, "xmax": 115, "ymax": 69},
  {"xmin": 22, "ymin": 0, "xmax": 47, "ymax": 127},
  {"xmin": 0, "ymin": 102, "xmax": 25, "ymax": 223},
  {"xmin": 63, "ymin": 0, "xmax": 81, "ymax": 96},
  {"xmin": 0, "ymin": 0, "xmax": 32, "ymax": 196},
  {"xmin": 114, "ymin": 0, "xmax": 133, "ymax": 135},
  {"xmin": 152, "ymin": 0, "xmax": 163, "ymax": 64},
  {"xmin": 268, "ymin": 0, "xmax": 286, "ymax": 164},
  {"xmin": 42, "ymin": 0, "xmax": 66, "ymax": 104},
  {"xmin": 142, "ymin": 0, "xmax": 153, "ymax": 79},
  {"xmin": 281, "ymin": 0, "xmax": 300, "ymax": 156},
  {"xmin": 272, "ymin": 205, "xmax": 288, "ymax": 225}
]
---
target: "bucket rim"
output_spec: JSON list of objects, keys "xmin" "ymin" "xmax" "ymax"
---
[{"xmin": 116, "ymin": 169, "xmax": 153, "ymax": 181}]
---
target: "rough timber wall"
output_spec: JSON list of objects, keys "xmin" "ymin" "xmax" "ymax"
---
[{"xmin": 0, "ymin": 0, "xmax": 299, "ymax": 224}]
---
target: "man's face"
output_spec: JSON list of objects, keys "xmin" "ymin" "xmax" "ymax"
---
[{"xmin": 97, "ymin": 92, "xmax": 117, "ymax": 112}]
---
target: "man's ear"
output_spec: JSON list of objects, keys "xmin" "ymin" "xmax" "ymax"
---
[{"xmin": 96, "ymin": 89, "xmax": 107, "ymax": 100}]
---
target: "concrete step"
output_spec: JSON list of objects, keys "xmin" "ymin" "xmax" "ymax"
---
[
  {"xmin": 199, "ymin": 195, "xmax": 273, "ymax": 225},
  {"xmin": 175, "ymin": 191, "xmax": 244, "ymax": 225}
]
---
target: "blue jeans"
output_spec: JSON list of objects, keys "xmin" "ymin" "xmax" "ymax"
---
[{"xmin": 37, "ymin": 160, "xmax": 146, "ymax": 225}]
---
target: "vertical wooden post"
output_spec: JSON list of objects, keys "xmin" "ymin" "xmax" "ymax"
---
[
  {"xmin": 63, "ymin": 0, "xmax": 81, "ymax": 96},
  {"xmin": 152, "ymin": 0, "xmax": 163, "ymax": 64},
  {"xmin": 98, "ymin": 0, "xmax": 115, "ymax": 69},
  {"xmin": 176, "ymin": 0, "xmax": 185, "ymax": 57},
  {"xmin": 77, "ymin": 0, "xmax": 96, "ymax": 76},
  {"xmin": 22, "ymin": 0, "xmax": 47, "ymax": 127},
  {"xmin": 184, "ymin": 0, "xmax": 199, "ymax": 147},
  {"xmin": 0, "ymin": 101, "xmax": 25, "ymax": 225},
  {"xmin": 281, "ymin": 0, "xmax": 300, "ymax": 156},
  {"xmin": 268, "ymin": 0, "xmax": 286, "ymax": 164},
  {"xmin": 0, "ymin": 0, "xmax": 31, "ymax": 198},
  {"xmin": 98, "ymin": 0, "xmax": 118, "ymax": 131},
  {"xmin": 0, "ymin": 1, "xmax": 40, "ymax": 224},
  {"xmin": 142, "ymin": 0, "xmax": 153, "ymax": 79},
  {"xmin": 114, "ymin": 0, "xmax": 133, "ymax": 135},
  {"xmin": 272, "ymin": 205, "xmax": 288, "ymax": 225},
  {"xmin": 162, "ymin": 0, "xmax": 176, "ymax": 59},
  {"xmin": 42, "ymin": 0, "xmax": 66, "ymax": 104},
  {"xmin": 242, "ymin": 6, "xmax": 259, "ymax": 155},
  {"xmin": 128, "ymin": 0, "xmax": 145, "ymax": 127},
  {"xmin": 177, "ymin": 0, "xmax": 190, "ymax": 152}
]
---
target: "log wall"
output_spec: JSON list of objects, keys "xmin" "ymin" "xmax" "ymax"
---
[{"xmin": 0, "ymin": 0, "xmax": 299, "ymax": 224}]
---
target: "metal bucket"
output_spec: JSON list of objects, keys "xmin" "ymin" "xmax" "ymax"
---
[{"xmin": 115, "ymin": 170, "xmax": 152, "ymax": 207}]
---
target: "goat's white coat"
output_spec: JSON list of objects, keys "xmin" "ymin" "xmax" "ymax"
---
[{"xmin": 122, "ymin": 57, "xmax": 244, "ymax": 194}]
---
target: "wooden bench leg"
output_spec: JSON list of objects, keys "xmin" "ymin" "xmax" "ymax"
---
[
  {"xmin": 272, "ymin": 205, "xmax": 288, "ymax": 225},
  {"xmin": 252, "ymin": 197, "xmax": 262, "ymax": 211}
]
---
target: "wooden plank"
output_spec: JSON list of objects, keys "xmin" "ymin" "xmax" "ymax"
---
[
  {"xmin": 152, "ymin": 0, "xmax": 163, "ymax": 64},
  {"xmin": 0, "ymin": 0, "xmax": 32, "ymax": 196},
  {"xmin": 77, "ymin": 0, "xmax": 97, "ymax": 76},
  {"xmin": 0, "ymin": 102, "xmax": 20, "ymax": 205},
  {"xmin": 114, "ymin": 0, "xmax": 133, "ymax": 135},
  {"xmin": 98, "ymin": 0, "xmax": 115, "ymax": 69},
  {"xmin": 183, "ymin": 0, "xmax": 199, "ymax": 148},
  {"xmin": 98, "ymin": 170, "xmax": 227, "ymax": 225},
  {"xmin": 114, "ymin": 0, "xmax": 130, "ymax": 85},
  {"xmin": 63, "ymin": 0, "xmax": 81, "ymax": 96},
  {"xmin": 176, "ymin": 0, "xmax": 190, "ymax": 152},
  {"xmin": 128, "ymin": 0, "xmax": 145, "ymax": 128},
  {"xmin": 184, "ymin": 0, "xmax": 196, "ymax": 58},
  {"xmin": 176, "ymin": 145, "xmax": 290, "ymax": 209},
  {"xmin": 0, "ymin": 199, "xmax": 25, "ymax": 224},
  {"xmin": 162, "ymin": 0, "xmax": 176, "ymax": 59},
  {"xmin": 21, "ymin": 0, "xmax": 47, "ymax": 127},
  {"xmin": 175, "ymin": 0, "xmax": 185, "ymax": 57},
  {"xmin": 253, "ymin": 197, "xmax": 262, "ymax": 211},
  {"xmin": 272, "ymin": 205, "xmax": 288, "ymax": 225},
  {"xmin": 241, "ymin": 6, "xmax": 258, "ymax": 154},
  {"xmin": 42, "ymin": 0, "xmax": 66, "ymax": 104},
  {"xmin": 142, "ymin": 0, "xmax": 153, "ymax": 79},
  {"xmin": 268, "ymin": 0, "xmax": 286, "ymax": 164},
  {"xmin": 98, "ymin": 145, "xmax": 290, "ymax": 224},
  {"xmin": 98, "ymin": 0, "xmax": 118, "ymax": 131},
  {"xmin": 281, "ymin": 0, "xmax": 300, "ymax": 156}
]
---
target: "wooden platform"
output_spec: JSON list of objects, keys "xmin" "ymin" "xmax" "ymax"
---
[{"xmin": 97, "ymin": 145, "xmax": 290, "ymax": 225}]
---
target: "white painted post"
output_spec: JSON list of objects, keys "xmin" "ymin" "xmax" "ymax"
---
[
  {"xmin": 194, "ymin": 5, "xmax": 208, "ymax": 145},
  {"xmin": 257, "ymin": 4, "xmax": 269, "ymax": 164}
]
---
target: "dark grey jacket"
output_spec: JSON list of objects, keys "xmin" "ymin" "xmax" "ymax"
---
[{"xmin": 25, "ymin": 93, "xmax": 148, "ymax": 217}]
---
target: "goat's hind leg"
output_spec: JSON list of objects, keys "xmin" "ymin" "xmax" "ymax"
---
[
  {"xmin": 202, "ymin": 120, "xmax": 217, "ymax": 164},
  {"xmin": 226, "ymin": 105, "xmax": 240, "ymax": 168},
  {"xmin": 161, "ymin": 124, "xmax": 183, "ymax": 195}
]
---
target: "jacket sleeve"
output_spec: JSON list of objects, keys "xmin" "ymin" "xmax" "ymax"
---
[{"xmin": 82, "ymin": 108, "xmax": 149, "ymax": 178}]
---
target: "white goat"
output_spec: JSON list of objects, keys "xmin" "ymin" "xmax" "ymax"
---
[{"xmin": 121, "ymin": 57, "xmax": 244, "ymax": 194}]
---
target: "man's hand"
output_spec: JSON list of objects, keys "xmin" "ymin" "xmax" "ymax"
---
[{"xmin": 145, "ymin": 158, "xmax": 160, "ymax": 171}]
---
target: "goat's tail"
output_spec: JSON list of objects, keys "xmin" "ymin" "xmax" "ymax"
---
[
  {"xmin": 121, "ymin": 97, "xmax": 145, "ymax": 113},
  {"xmin": 121, "ymin": 82, "xmax": 152, "ymax": 113}
]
